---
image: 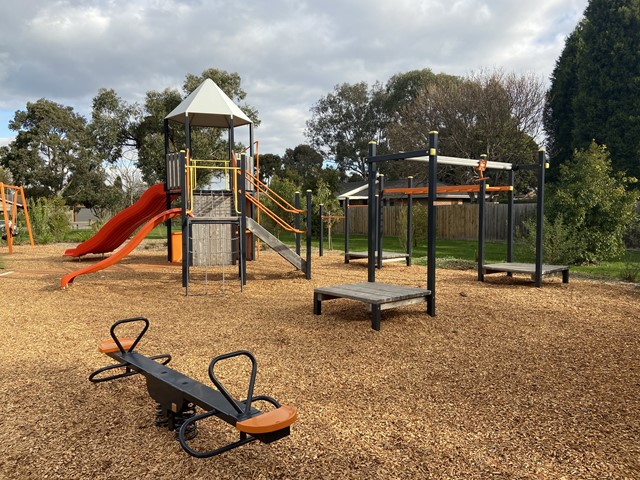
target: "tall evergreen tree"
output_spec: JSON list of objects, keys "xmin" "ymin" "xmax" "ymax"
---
[{"xmin": 544, "ymin": 0, "xmax": 640, "ymax": 180}]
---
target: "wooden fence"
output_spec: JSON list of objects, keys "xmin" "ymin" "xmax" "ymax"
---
[{"xmin": 331, "ymin": 203, "xmax": 537, "ymax": 241}]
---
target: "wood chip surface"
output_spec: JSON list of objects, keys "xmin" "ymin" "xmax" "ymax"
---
[{"xmin": 0, "ymin": 242, "xmax": 638, "ymax": 479}]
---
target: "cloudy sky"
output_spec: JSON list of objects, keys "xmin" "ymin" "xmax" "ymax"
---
[{"xmin": 0, "ymin": 0, "xmax": 588, "ymax": 155}]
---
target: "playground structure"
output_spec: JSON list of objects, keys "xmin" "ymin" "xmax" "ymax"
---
[
  {"xmin": 90, "ymin": 317, "xmax": 296, "ymax": 458},
  {"xmin": 314, "ymin": 133, "xmax": 439, "ymax": 331},
  {"xmin": 318, "ymin": 145, "xmax": 569, "ymax": 288},
  {"xmin": 314, "ymin": 132, "xmax": 569, "ymax": 330},
  {"xmin": 0, "ymin": 182, "xmax": 34, "ymax": 254},
  {"xmin": 61, "ymin": 79, "xmax": 312, "ymax": 290},
  {"xmin": 391, "ymin": 147, "xmax": 568, "ymax": 286},
  {"xmin": 163, "ymin": 79, "xmax": 312, "ymax": 294}
]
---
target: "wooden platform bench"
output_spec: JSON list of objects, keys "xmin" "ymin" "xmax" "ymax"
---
[
  {"xmin": 313, "ymin": 282, "xmax": 432, "ymax": 331},
  {"xmin": 482, "ymin": 262, "xmax": 569, "ymax": 284}
]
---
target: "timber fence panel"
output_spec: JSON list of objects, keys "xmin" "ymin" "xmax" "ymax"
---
[{"xmin": 334, "ymin": 203, "xmax": 537, "ymax": 242}]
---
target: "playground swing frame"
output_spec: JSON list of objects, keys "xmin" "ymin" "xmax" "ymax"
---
[{"xmin": 0, "ymin": 182, "xmax": 34, "ymax": 254}]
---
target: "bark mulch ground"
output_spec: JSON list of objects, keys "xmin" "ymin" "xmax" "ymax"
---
[{"xmin": 0, "ymin": 242, "xmax": 638, "ymax": 479}]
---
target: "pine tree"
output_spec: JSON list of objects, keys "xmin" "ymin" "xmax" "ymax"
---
[{"xmin": 544, "ymin": 0, "xmax": 640, "ymax": 180}]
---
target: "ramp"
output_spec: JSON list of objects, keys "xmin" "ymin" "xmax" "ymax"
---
[{"xmin": 246, "ymin": 217, "xmax": 306, "ymax": 272}]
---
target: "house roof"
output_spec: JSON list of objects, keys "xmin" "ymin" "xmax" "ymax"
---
[{"xmin": 165, "ymin": 79, "xmax": 252, "ymax": 128}]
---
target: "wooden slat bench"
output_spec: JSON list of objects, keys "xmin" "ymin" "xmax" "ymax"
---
[
  {"xmin": 313, "ymin": 281, "xmax": 431, "ymax": 331},
  {"xmin": 482, "ymin": 262, "xmax": 569, "ymax": 283}
]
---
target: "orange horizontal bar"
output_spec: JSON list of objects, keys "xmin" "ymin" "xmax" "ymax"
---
[{"xmin": 384, "ymin": 184, "xmax": 512, "ymax": 195}]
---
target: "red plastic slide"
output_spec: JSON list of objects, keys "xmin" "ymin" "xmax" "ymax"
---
[
  {"xmin": 61, "ymin": 208, "xmax": 182, "ymax": 288},
  {"xmin": 64, "ymin": 183, "xmax": 177, "ymax": 257}
]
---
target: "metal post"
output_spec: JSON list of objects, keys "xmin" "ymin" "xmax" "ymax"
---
[
  {"xmin": 507, "ymin": 169, "xmax": 515, "ymax": 265},
  {"xmin": 535, "ymin": 149, "xmax": 546, "ymax": 287},
  {"xmin": 367, "ymin": 142, "xmax": 377, "ymax": 283},
  {"xmin": 407, "ymin": 176, "xmax": 413, "ymax": 266},
  {"xmin": 427, "ymin": 132, "xmax": 437, "ymax": 316},
  {"xmin": 477, "ymin": 166, "xmax": 486, "ymax": 282},
  {"xmin": 306, "ymin": 190, "xmax": 312, "ymax": 279},
  {"xmin": 240, "ymin": 154, "xmax": 248, "ymax": 286},
  {"xmin": 344, "ymin": 198, "xmax": 350, "ymax": 263},
  {"xmin": 294, "ymin": 192, "xmax": 301, "ymax": 256},
  {"xmin": 180, "ymin": 150, "xmax": 188, "ymax": 289},
  {"xmin": 164, "ymin": 119, "xmax": 172, "ymax": 263},
  {"xmin": 319, "ymin": 204, "xmax": 324, "ymax": 257},
  {"xmin": 377, "ymin": 174, "xmax": 385, "ymax": 269}
]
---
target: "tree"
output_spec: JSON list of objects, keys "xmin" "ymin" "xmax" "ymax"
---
[
  {"xmin": 545, "ymin": 0, "xmax": 640, "ymax": 180},
  {"xmin": 0, "ymin": 99, "xmax": 94, "ymax": 197},
  {"xmin": 0, "ymin": 164, "xmax": 12, "ymax": 184},
  {"xmin": 314, "ymin": 178, "xmax": 342, "ymax": 250},
  {"xmin": 258, "ymin": 153, "xmax": 283, "ymax": 184},
  {"xmin": 63, "ymin": 163, "xmax": 126, "ymax": 219},
  {"xmin": 543, "ymin": 27, "xmax": 583, "ymax": 181},
  {"xmin": 305, "ymin": 82, "xmax": 388, "ymax": 179},
  {"xmin": 388, "ymin": 70, "xmax": 544, "ymax": 192},
  {"xmin": 90, "ymin": 88, "xmax": 140, "ymax": 165},
  {"xmin": 87, "ymin": 68, "xmax": 259, "ymax": 185},
  {"xmin": 547, "ymin": 141, "xmax": 638, "ymax": 263},
  {"xmin": 282, "ymin": 144, "xmax": 324, "ymax": 191}
]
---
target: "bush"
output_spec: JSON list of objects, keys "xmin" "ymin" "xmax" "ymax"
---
[
  {"xmin": 28, "ymin": 196, "xmax": 70, "ymax": 244},
  {"xmin": 547, "ymin": 142, "xmax": 639, "ymax": 263},
  {"xmin": 517, "ymin": 214, "xmax": 582, "ymax": 265}
]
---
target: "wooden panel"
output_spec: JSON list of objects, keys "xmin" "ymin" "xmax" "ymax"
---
[
  {"xmin": 334, "ymin": 203, "xmax": 537, "ymax": 241},
  {"xmin": 192, "ymin": 194, "xmax": 234, "ymax": 266}
]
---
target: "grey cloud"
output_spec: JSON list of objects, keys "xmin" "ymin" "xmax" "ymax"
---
[{"xmin": 0, "ymin": 0, "xmax": 587, "ymax": 154}]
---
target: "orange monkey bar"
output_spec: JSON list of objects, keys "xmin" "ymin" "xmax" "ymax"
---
[{"xmin": 383, "ymin": 185, "xmax": 513, "ymax": 195}]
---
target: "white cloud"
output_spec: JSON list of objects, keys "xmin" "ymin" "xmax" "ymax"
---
[{"xmin": 0, "ymin": 0, "xmax": 589, "ymax": 155}]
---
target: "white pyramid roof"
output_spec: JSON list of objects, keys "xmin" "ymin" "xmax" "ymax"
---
[{"xmin": 165, "ymin": 78, "xmax": 252, "ymax": 128}]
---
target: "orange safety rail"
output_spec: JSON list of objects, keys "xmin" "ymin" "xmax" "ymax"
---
[
  {"xmin": 244, "ymin": 194, "xmax": 306, "ymax": 234},
  {"xmin": 242, "ymin": 170, "xmax": 303, "ymax": 215},
  {"xmin": 235, "ymin": 404, "xmax": 297, "ymax": 435}
]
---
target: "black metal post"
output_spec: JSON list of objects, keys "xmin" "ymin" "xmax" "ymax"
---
[
  {"xmin": 367, "ymin": 142, "xmax": 377, "ymax": 283},
  {"xmin": 535, "ymin": 149, "xmax": 546, "ymax": 287},
  {"xmin": 180, "ymin": 149, "xmax": 188, "ymax": 289},
  {"xmin": 164, "ymin": 119, "xmax": 172, "ymax": 262},
  {"xmin": 306, "ymin": 190, "xmax": 312, "ymax": 279},
  {"xmin": 377, "ymin": 174, "xmax": 385, "ymax": 269},
  {"xmin": 344, "ymin": 198, "xmax": 350, "ymax": 263},
  {"xmin": 240, "ymin": 154, "xmax": 247, "ymax": 286},
  {"xmin": 295, "ymin": 192, "xmax": 301, "ymax": 256},
  {"xmin": 477, "ymin": 168, "xmax": 487, "ymax": 282},
  {"xmin": 319, "ymin": 204, "xmax": 324, "ymax": 257},
  {"xmin": 427, "ymin": 132, "xmax": 437, "ymax": 316},
  {"xmin": 507, "ymin": 169, "xmax": 515, "ymax": 265},
  {"xmin": 407, "ymin": 176, "xmax": 413, "ymax": 266}
]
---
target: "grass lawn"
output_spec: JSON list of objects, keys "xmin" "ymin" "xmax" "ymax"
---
[
  {"xmin": 277, "ymin": 231, "xmax": 640, "ymax": 282},
  {"xmin": 52, "ymin": 227, "xmax": 640, "ymax": 283}
]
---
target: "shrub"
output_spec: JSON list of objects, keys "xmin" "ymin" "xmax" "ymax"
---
[
  {"xmin": 27, "ymin": 196, "xmax": 70, "ymax": 244},
  {"xmin": 547, "ymin": 142, "xmax": 639, "ymax": 263},
  {"xmin": 517, "ymin": 214, "xmax": 583, "ymax": 265}
]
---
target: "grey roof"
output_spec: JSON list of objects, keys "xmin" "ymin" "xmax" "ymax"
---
[{"xmin": 165, "ymin": 79, "xmax": 252, "ymax": 128}]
